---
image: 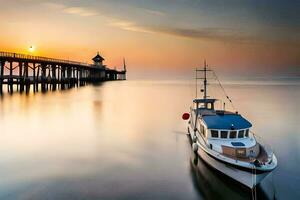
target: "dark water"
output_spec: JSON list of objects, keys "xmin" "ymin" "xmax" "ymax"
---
[{"xmin": 0, "ymin": 80, "xmax": 299, "ymax": 200}]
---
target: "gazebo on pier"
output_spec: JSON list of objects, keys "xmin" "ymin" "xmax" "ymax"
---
[
  {"xmin": 91, "ymin": 52, "xmax": 106, "ymax": 80},
  {"xmin": 92, "ymin": 52, "xmax": 105, "ymax": 67},
  {"xmin": 91, "ymin": 52, "xmax": 126, "ymax": 81}
]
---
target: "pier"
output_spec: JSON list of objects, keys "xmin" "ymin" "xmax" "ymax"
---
[{"xmin": 0, "ymin": 51, "xmax": 126, "ymax": 94}]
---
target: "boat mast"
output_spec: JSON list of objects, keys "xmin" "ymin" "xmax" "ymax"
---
[
  {"xmin": 203, "ymin": 60, "xmax": 207, "ymax": 99},
  {"xmin": 195, "ymin": 60, "xmax": 210, "ymax": 100}
]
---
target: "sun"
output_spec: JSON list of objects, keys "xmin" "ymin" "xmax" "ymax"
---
[{"xmin": 29, "ymin": 45, "xmax": 35, "ymax": 53}]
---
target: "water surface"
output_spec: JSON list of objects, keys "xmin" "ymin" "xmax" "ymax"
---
[{"xmin": 0, "ymin": 80, "xmax": 299, "ymax": 200}]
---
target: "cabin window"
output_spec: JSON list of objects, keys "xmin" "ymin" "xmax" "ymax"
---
[
  {"xmin": 229, "ymin": 131, "xmax": 237, "ymax": 138},
  {"xmin": 207, "ymin": 103, "xmax": 212, "ymax": 109},
  {"xmin": 191, "ymin": 113, "xmax": 194, "ymax": 125},
  {"xmin": 245, "ymin": 129, "xmax": 249, "ymax": 137},
  {"xmin": 238, "ymin": 130, "xmax": 244, "ymax": 138},
  {"xmin": 196, "ymin": 120, "xmax": 200, "ymax": 131},
  {"xmin": 221, "ymin": 131, "xmax": 228, "ymax": 138},
  {"xmin": 200, "ymin": 124, "xmax": 205, "ymax": 136},
  {"xmin": 211, "ymin": 130, "xmax": 219, "ymax": 138}
]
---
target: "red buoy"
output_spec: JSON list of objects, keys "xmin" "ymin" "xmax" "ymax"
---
[{"xmin": 182, "ymin": 113, "xmax": 190, "ymax": 120}]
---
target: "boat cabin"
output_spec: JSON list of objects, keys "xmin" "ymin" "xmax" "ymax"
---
[
  {"xmin": 193, "ymin": 98, "xmax": 216, "ymax": 110},
  {"xmin": 192, "ymin": 98, "xmax": 258, "ymax": 159}
]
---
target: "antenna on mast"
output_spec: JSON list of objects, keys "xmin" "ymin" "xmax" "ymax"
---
[
  {"xmin": 195, "ymin": 60, "xmax": 211, "ymax": 100},
  {"xmin": 195, "ymin": 68, "xmax": 198, "ymax": 98},
  {"xmin": 204, "ymin": 60, "xmax": 207, "ymax": 100}
]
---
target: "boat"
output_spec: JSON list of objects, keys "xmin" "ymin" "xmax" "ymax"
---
[{"xmin": 182, "ymin": 61, "xmax": 277, "ymax": 189}]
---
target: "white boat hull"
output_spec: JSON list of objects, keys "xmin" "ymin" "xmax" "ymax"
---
[{"xmin": 195, "ymin": 140, "xmax": 270, "ymax": 189}]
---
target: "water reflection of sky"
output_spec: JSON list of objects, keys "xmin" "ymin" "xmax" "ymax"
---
[{"xmin": 0, "ymin": 80, "xmax": 299, "ymax": 199}]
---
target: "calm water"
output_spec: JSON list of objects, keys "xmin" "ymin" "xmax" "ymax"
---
[{"xmin": 0, "ymin": 80, "xmax": 299, "ymax": 200}]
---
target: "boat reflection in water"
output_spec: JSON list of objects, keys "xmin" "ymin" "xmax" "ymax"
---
[{"xmin": 188, "ymin": 139, "xmax": 276, "ymax": 200}]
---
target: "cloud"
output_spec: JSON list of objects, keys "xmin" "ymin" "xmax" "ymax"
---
[
  {"xmin": 40, "ymin": 1, "xmax": 245, "ymax": 42},
  {"xmin": 39, "ymin": 1, "xmax": 299, "ymax": 45},
  {"xmin": 43, "ymin": 2, "xmax": 65, "ymax": 10},
  {"xmin": 63, "ymin": 7, "xmax": 98, "ymax": 17},
  {"xmin": 42, "ymin": 2, "xmax": 98, "ymax": 17},
  {"xmin": 109, "ymin": 19, "xmax": 254, "ymax": 43},
  {"xmin": 155, "ymin": 27, "xmax": 262, "ymax": 43},
  {"xmin": 143, "ymin": 9, "xmax": 165, "ymax": 16},
  {"xmin": 108, "ymin": 20, "xmax": 153, "ymax": 33}
]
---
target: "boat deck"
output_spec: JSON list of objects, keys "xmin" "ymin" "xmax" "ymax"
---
[{"xmin": 221, "ymin": 144, "xmax": 269, "ymax": 163}]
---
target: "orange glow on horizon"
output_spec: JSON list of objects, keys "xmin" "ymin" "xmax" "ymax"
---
[{"xmin": 0, "ymin": 0, "xmax": 298, "ymax": 77}]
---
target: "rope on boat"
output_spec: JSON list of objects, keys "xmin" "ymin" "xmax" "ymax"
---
[
  {"xmin": 251, "ymin": 157, "xmax": 257, "ymax": 200},
  {"xmin": 250, "ymin": 152, "xmax": 257, "ymax": 200},
  {"xmin": 211, "ymin": 70, "xmax": 237, "ymax": 112}
]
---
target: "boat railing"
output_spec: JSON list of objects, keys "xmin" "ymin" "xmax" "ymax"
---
[
  {"xmin": 204, "ymin": 131, "xmax": 274, "ymax": 163},
  {"xmin": 251, "ymin": 131, "xmax": 274, "ymax": 161}
]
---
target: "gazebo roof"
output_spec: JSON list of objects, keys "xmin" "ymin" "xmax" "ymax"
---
[{"xmin": 93, "ymin": 52, "xmax": 104, "ymax": 62}]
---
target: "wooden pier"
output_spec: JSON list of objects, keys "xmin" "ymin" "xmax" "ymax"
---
[{"xmin": 0, "ymin": 51, "xmax": 126, "ymax": 94}]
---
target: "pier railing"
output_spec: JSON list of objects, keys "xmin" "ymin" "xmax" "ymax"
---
[{"xmin": 0, "ymin": 51, "xmax": 90, "ymax": 67}]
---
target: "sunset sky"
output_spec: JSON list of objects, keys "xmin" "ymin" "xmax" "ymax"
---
[{"xmin": 0, "ymin": 0, "xmax": 299, "ymax": 79}]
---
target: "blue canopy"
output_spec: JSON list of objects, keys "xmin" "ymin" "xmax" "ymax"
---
[{"xmin": 202, "ymin": 114, "xmax": 252, "ymax": 130}]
